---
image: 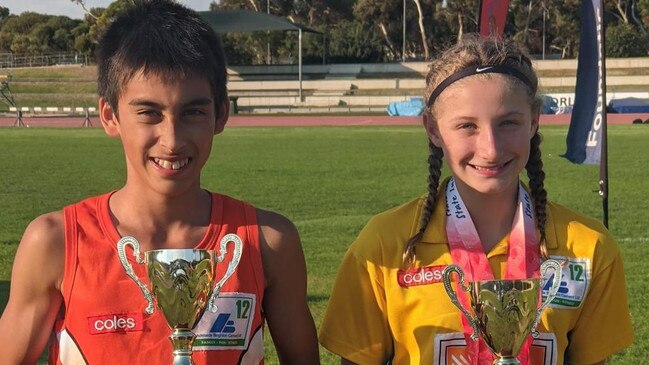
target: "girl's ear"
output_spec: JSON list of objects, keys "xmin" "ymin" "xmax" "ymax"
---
[
  {"xmin": 423, "ymin": 112, "xmax": 443, "ymax": 148},
  {"xmin": 99, "ymin": 97, "xmax": 120, "ymax": 137},
  {"xmin": 214, "ymin": 97, "xmax": 230, "ymax": 135},
  {"xmin": 530, "ymin": 105, "xmax": 540, "ymax": 138}
]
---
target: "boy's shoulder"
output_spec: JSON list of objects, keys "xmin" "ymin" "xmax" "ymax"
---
[
  {"xmin": 209, "ymin": 191, "xmax": 299, "ymax": 242},
  {"xmin": 255, "ymin": 208, "xmax": 300, "ymax": 252},
  {"xmin": 25, "ymin": 210, "xmax": 65, "ymax": 242}
]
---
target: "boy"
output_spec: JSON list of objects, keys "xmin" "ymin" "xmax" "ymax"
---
[{"xmin": 0, "ymin": 1, "xmax": 319, "ymax": 364}]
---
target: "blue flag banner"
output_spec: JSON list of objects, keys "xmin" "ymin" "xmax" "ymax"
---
[{"xmin": 562, "ymin": 0, "xmax": 604, "ymax": 165}]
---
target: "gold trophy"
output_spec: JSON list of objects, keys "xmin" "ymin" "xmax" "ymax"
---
[
  {"xmin": 117, "ymin": 234, "xmax": 243, "ymax": 365},
  {"xmin": 442, "ymin": 260, "xmax": 562, "ymax": 365}
]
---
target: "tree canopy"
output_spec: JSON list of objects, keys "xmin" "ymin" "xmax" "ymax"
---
[{"xmin": 0, "ymin": 0, "xmax": 647, "ymax": 64}]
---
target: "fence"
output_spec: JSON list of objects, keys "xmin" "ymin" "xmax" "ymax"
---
[{"xmin": 0, "ymin": 52, "xmax": 91, "ymax": 68}]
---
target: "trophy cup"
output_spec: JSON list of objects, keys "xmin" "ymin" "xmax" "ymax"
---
[
  {"xmin": 117, "ymin": 234, "xmax": 243, "ymax": 365},
  {"xmin": 442, "ymin": 260, "xmax": 562, "ymax": 365}
]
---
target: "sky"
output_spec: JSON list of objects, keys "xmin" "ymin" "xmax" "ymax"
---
[{"xmin": 1, "ymin": 0, "xmax": 216, "ymax": 19}]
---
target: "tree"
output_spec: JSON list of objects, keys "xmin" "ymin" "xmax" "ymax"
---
[
  {"xmin": 606, "ymin": 22, "xmax": 648, "ymax": 56},
  {"xmin": 353, "ymin": 0, "xmax": 402, "ymax": 60},
  {"xmin": 71, "ymin": 21, "xmax": 93, "ymax": 54},
  {"xmin": 70, "ymin": 0, "xmax": 120, "ymax": 20},
  {"xmin": 531, "ymin": 0, "xmax": 581, "ymax": 58},
  {"xmin": 412, "ymin": 0, "xmax": 431, "ymax": 59},
  {"xmin": 327, "ymin": 20, "xmax": 387, "ymax": 62},
  {"xmin": 84, "ymin": 0, "xmax": 130, "ymax": 45},
  {"xmin": 0, "ymin": 6, "xmax": 9, "ymax": 23},
  {"xmin": 0, "ymin": 12, "xmax": 49, "ymax": 53},
  {"xmin": 637, "ymin": 0, "xmax": 649, "ymax": 27},
  {"xmin": 432, "ymin": 0, "xmax": 480, "ymax": 49},
  {"xmin": 606, "ymin": 0, "xmax": 631, "ymax": 23}
]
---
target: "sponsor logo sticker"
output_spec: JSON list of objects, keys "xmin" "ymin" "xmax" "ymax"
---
[
  {"xmin": 434, "ymin": 333, "xmax": 470, "ymax": 365},
  {"xmin": 397, "ymin": 265, "xmax": 446, "ymax": 287},
  {"xmin": 88, "ymin": 313, "xmax": 143, "ymax": 335},
  {"xmin": 434, "ymin": 332, "xmax": 557, "ymax": 365},
  {"xmin": 542, "ymin": 256, "xmax": 591, "ymax": 309},
  {"xmin": 193, "ymin": 292, "xmax": 256, "ymax": 350}
]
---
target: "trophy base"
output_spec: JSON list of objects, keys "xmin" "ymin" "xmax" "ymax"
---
[
  {"xmin": 172, "ymin": 353, "xmax": 195, "ymax": 365},
  {"xmin": 170, "ymin": 329, "xmax": 197, "ymax": 365},
  {"xmin": 493, "ymin": 357, "xmax": 520, "ymax": 365}
]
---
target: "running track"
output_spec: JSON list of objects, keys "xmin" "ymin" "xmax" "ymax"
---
[{"xmin": 0, "ymin": 114, "xmax": 645, "ymax": 128}]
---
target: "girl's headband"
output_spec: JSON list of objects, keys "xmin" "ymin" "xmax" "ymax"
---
[{"xmin": 427, "ymin": 64, "xmax": 536, "ymax": 106}]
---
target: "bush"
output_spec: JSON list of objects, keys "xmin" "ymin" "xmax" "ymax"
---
[
  {"xmin": 326, "ymin": 20, "xmax": 387, "ymax": 63},
  {"xmin": 606, "ymin": 23, "xmax": 648, "ymax": 57}
]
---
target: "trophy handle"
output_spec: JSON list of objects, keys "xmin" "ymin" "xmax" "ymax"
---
[
  {"xmin": 442, "ymin": 264, "xmax": 480, "ymax": 341},
  {"xmin": 531, "ymin": 259, "xmax": 563, "ymax": 338},
  {"xmin": 207, "ymin": 233, "xmax": 243, "ymax": 312},
  {"xmin": 116, "ymin": 236, "xmax": 155, "ymax": 315}
]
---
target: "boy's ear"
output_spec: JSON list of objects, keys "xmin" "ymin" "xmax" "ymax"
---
[
  {"xmin": 99, "ymin": 97, "xmax": 120, "ymax": 137},
  {"xmin": 214, "ymin": 97, "xmax": 230, "ymax": 135},
  {"xmin": 423, "ymin": 112, "xmax": 442, "ymax": 148}
]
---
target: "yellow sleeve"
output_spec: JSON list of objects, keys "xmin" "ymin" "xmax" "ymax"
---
[
  {"xmin": 318, "ymin": 239, "xmax": 392, "ymax": 364},
  {"xmin": 566, "ymin": 240, "xmax": 634, "ymax": 364}
]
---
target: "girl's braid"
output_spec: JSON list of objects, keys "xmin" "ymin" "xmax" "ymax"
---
[
  {"xmin": 525, "ymin": 132, "xmax": 549, "ymax": 259},
  {"xmin": 403, "ymin": 141, "xmax": 444, "ymax": 266}
]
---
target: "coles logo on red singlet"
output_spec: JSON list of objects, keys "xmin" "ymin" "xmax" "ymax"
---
[
  {"xmin": 397, "ymin": 265, "xmax": 446, "ymax": 287},
  {"xmin": 88, "ymin": 313, "xmax": 144, "ymax": 335}
]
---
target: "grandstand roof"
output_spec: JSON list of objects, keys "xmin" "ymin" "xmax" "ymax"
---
[{"xmin": 199, "ymin": 9, "xmax": 321, "ymax": 34}]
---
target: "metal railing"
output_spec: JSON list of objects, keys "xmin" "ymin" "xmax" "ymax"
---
[{"xmin": 0, "ymin": 52, "xmax": 92, "ymax": 68}]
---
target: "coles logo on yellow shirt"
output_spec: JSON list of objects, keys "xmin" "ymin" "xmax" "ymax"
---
[
  {"xmin": 397, "ymin": 265, "xmax": 447, "ymax": 287},
  {"xmin": 434, "ymin": 332, "xmax": 558, "ymax": 365}
]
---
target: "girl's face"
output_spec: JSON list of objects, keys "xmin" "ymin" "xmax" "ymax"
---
[{"xmin": 425, "ymin": 74, "xmax": 538, "ymax": 199}]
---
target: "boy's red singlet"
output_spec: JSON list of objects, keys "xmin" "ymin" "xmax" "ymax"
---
[{"xmin": 50, "ymin": 192, "xmax": 265, "ymax": 365}]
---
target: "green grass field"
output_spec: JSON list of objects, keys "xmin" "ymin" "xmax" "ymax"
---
[{"xmin": 0, "ymin": 124, "xmax": 647, "ymax": 364}]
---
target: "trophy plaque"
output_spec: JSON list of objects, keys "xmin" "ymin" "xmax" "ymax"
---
[
  {"xmin": 117, "ymin": 234, "xmax": 243, "ymax": 365},
  {"xmin": 442, "ymin": 260, "xmax": 562, "ymax": 365}
]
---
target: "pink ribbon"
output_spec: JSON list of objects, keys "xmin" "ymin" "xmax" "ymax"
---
[{"xmin": 445, "ymin": 178, "xmax": 540, "ymax": 364}]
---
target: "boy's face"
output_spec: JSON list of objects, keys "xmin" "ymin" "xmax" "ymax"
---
[{"xmin": 99, "ymin": 69, "xmax": 228, "ymax": 197}]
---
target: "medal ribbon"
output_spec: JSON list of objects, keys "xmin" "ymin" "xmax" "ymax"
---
[{"xmin": 445, "ymin": 178, "xmax": 540, "ymax": 364}]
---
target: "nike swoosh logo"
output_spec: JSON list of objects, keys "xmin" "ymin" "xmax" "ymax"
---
[{"xmin": 476, "ymin": 66, "xmax": 493, "ymax": 72}]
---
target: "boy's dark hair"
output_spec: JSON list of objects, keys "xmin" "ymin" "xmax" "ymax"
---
[{"xmin": 96, "ymin": 0, "xmax": 228, "ymax": 114}]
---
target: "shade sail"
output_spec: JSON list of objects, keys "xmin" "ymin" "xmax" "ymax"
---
[
  {"xmin": 198, "ymin": 9, "xmax": 320, "ymax": 34},
  {"xmin": 199, "ymin": 9, "xmax": 322, "ymax": 100}
]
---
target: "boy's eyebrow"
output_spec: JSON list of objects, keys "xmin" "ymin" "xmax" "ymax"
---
[
  {"xmin": 183, "ymin": 98, "xmax": 213, "ymax": 106},
  {"xmin": 128, "ymin": 97, "xmax": 213, "ymax": 108}
]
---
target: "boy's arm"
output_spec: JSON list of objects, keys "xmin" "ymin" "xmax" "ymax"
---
[
  {"xmin": 257, "ymin": 209, "xmax": 319, "ymax": 364},
  {"xmin": 0, "ymin": 212, "xmax": 65, "ymax": 364}
]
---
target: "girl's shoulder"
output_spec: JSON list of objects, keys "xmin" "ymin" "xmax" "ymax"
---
[
  {"xmin": 546, "ymin": 201, "xmax": 610, "ymax": 237},
  {"xmin": 545, "ymin": 201, "xmax": 620, "ymax": 265},
  {"xmin": 348, "ymin": 196, "xmax": 429, "ymax": 259}
]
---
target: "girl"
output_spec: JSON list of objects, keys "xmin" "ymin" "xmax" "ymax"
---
[{"xmin": 318, "ymin": 35, "xmax": 633, "ymax": 365}]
